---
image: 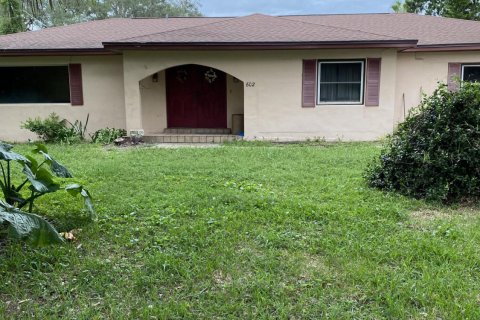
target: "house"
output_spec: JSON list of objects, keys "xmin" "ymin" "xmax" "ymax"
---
[{"xmin": 1, "ymin": 13, "xmax": 480, "ymax": 142}]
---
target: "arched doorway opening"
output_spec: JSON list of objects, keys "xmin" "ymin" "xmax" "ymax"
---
[{"xmin": 140, "ymin": 64, "xmax": 244, "ymax": 136}]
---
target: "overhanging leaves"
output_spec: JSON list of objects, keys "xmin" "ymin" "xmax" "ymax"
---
[
  {"xmin": 23, "ymin": 165, "xmax": 59, "ymax": 194},
  {"xmin": 0, "ymin": 143, "xmax": 29, "ymax": 163},
  {"xmin": 39, "ymin": 151, "xmax": 73, "ymax": 178},
  {"xmin": 31, "ymin": 144, "xmax": 73, "ymax": 178},
  {"xmin": 66, "ymin": 184, "xmax": 96, "ymax": 220},
  {"xmin": 0, "ymin": 200, "xmax": 64, "ymax": 246}
]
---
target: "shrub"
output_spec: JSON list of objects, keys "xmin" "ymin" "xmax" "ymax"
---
[
  {"xmin": 90, "ymin": 128, "xmax": 127, "ymax": 144},
  {"xmin": 366, "ymin": 82, "xmax": 480, "ymax": 202},
  {"xmin": 22, "ymin": 113, "xmax": 89, "ymax": 144}
]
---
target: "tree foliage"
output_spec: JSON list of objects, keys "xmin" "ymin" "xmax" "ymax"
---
[
  {"xmin": 0, "ymin": 0, "xmax": 201, "ymax": 33},
  {"xmin": 392, "ymin": 0, "xmax": 480, "ymax": 20},
  {"xmin": 0, "ymin": 0, "xmax": 24, "ymax": 33}
]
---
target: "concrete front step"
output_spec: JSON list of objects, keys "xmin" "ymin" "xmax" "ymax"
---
[
  {"xmin": 143, "ymin": 134, "xmax": 241, "ymax": 144},
  {"xmin": 164, "ymin": 128, "xmax": 232, "ymax": 134}
]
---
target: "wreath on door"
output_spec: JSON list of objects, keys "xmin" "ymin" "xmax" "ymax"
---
[
  {"xmin": 176, "ymin": 69, "xmax": 188, "ymax": 83},
  {"xmin": 204, "ymin": 68, "xmax": 218, "ymax": 84}
]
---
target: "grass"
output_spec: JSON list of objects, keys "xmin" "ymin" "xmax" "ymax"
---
[{"xmin": 1, "ymin": 141, "xmax": 479, "ymax": 319}]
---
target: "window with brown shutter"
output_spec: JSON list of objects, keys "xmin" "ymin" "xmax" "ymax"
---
[
  {"xmin": 302, "ymin": 60, "xmax": 317, "ymax": 107},
  {"xmin": 69, "ymin": 64, "xmax": 84, "ymax": 106},
  {"xmin": 365, "ymin": 58, "xmax": 381, "ymax": 107}
]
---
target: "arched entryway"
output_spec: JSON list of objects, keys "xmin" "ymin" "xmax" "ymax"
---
[
  {"xmin": 166, "ymin": 64, "xmax": 227, "ymax": 128},
  {"xmin": 140, "ymin": 64, "xmax": 244, "ymax": 136}
]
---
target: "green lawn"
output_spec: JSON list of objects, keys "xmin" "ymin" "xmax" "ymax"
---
[{"xmin": 1, "ymin": 142, "xmax": 479, "ymax": 319}]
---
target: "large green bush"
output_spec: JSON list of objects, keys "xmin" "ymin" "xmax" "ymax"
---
[{"xmin": 366, "ymin": 82, "xmax": 480, "ymax": 202}]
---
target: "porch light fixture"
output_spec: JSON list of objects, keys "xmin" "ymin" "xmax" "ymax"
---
[{"xmin": 152, "ymin": 73, "xmax": 159, "ymax": 83}]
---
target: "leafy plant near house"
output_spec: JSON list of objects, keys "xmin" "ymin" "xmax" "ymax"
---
[
  {"xmin": 0, "ymin": 142, "xmax": 95, "ymax": 246},
  {"xmin": 366, "ymin": 82, "xmax": 480, "ymax": 202},
  {"xmin": 90, "ymin": 127, "xmax": 127, "ymax": 144},
  {"xmin": 65, "ymin": 113, "xmax": 89, "ymax": 141},
  {"xmin": 22, "ymin": 112, "xmax": 89, "ymax": 144}
]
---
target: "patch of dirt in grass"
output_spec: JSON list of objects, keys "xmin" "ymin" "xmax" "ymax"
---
[
  {"xmin": 213, "ymin": 270, "xmax": 233, "ymax": 288},
  {"xmin": 300, "ymin": 253, "xmax": 330, "ymax": 275},
  {"xmin": 282, "ymin": 251, "xmax": 334, "ymax": 284},
  {"xmin": 411, "ymin": 207, "xmax": 480, "ymax": 222},
  {"xmin": 0, "ymin": 295, "xmax": 31, "ymax": 319},
  {"xmin": 410, "ymin": 209, "xmax": 453, "ymax": 222}
]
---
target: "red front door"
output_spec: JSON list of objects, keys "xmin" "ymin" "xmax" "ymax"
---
[{"xmin": 166, "ymin": 65, "xmax": 227, "ymax": 128}]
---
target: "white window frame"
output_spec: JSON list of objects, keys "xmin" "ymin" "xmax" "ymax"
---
[
  {"xmin": 317, "ymin": 60, "xmax": 365, "ymax": 105},
  {"xmin": 461, "ymin": 64, "xmax": 480, "ymax": 82}
]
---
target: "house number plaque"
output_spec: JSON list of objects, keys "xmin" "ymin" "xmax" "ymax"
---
[{"xmin": 246, "ymin": 82, "xmax": 256, "ymax": 87}]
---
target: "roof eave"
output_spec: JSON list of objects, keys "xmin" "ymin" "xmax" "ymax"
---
[
  {"xmin": 402, "ymin": 43, "xmax": 480, "ymax": 52},
  {"xmin": 0, "ymin": 48, "xmax": 118, "ymax": 56}
]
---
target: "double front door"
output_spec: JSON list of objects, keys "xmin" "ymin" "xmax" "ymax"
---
[{"xmin": 166, "ymin": 64, "xmax": 227, "ymax": 128}]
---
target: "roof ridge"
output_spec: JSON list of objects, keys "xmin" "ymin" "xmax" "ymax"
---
[
  {"xmin": 279, "ymin": 13, "xmax": 394, "ymax": 17},
  {"xmin": 278, "ymin": 15, "xmax": 414, "ymax": 41},
  {"xmin": 406, "ymin": 13, "xmax": 480, "ymax": 24},
  {"xmin": 131, "ymin": 16, "xmax": 236, "ymax": 19},
  {"xmin": 112, "ymin": 15, "xmax": 242, "ymax": 42}
]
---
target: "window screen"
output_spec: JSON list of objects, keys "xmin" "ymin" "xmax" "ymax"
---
[{"xmin": 0, "ymin": 66, "xmax": 70, "ymax": 104}]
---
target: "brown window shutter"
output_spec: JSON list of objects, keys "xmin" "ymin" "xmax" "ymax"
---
[
  {"xmin": 69, "ymin": 64, "xmax": 84, "ymax": 106},
  {"xmin": 302, "ymin": 60, "xmax": 317, "ymax": 107},
  {"xmin": 448, "ymin": 63, "xmax": 461, "ymax": 91},
  {"xmin": 365, "ymin": 58, "xmax": 381, "ymax": 107}
]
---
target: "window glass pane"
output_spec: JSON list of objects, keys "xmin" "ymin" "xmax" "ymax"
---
[
  {"xmin": 463, "ymin": 66, "xmax": 480, "ymax": 82},
  {"xmin": 320, "ymin": 62, "xmax": 362, "ymax": 83},
  {"xmin": 0, "ymin": 66, "xmax": 70, "ymax": 104},
  {"xmin": 319, "ymin": 83, "xmax": 361, "ymax": 102},
  {"xmin": 318, "ymin": 61, "xmax": 363, "ymax": 103}
]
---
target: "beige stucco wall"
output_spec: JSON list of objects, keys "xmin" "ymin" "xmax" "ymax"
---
[
  {"xmin": 140, "ymin": 70, "xmax": 167, "ymax": 134},
  {"xmin": 0, "ymin": 56, "xmax": 125, "ymax": 142},
  {"xmin": 4, "ymin": 49, "xmax": 478, "ymax": 143},
  {"xmin": 395, "ymin": 51, "xmax": 480, "ymax": 123},
  {"xmin": 139, "ymin": 72, "xmax": 244, "ymax": 134},
  {"xmin": 123, "ymin": 49, "xmax": 398, "ymax": 141},
  {"xmin": 226, "ymin": 74, "xmax": 244, "ymax": 130}
]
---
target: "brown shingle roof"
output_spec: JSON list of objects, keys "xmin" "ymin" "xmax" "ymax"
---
[
  {"xmin": 285, "ymin": 13, "xmax": 480, "ymax": 47},
  {"xmin": 108, "ymin": 14, "xmax": 411, "ymax": 44},
  {"xmin": 0, "ymin": 17, "xmax": 231, "ymax": 50},
  {"xmin": 1, "ymin": 13, "xmax": 480, "ymax": 53}
]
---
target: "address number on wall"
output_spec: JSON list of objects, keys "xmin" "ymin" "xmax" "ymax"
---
[{"xmin": 246, "ymin": 82, "xmax": 256, "ymax": 87}]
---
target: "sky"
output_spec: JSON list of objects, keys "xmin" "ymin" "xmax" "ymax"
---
[{"xmin": 198, "ymin": 0, "xmax": 395, "ymax": 17}]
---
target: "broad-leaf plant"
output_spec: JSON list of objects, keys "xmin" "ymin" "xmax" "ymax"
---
[{"xmin": 0, "ymin": 142, "xmax": 95, "ymax": 246}]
